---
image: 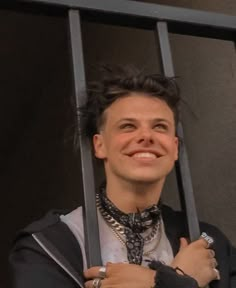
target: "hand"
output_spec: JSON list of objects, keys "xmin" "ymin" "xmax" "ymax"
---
[
  {"xmin": 171, "ymin": 237, "xmax": 219, "ymax": 287},
  {"xmin": 84, "ymin": 262, "xmax": 156, "ymax": 288}
]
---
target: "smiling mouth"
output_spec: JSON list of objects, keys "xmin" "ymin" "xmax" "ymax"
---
[{"xmin": 132, "ymin": 152, "xmax": 157, "ymax": 159}]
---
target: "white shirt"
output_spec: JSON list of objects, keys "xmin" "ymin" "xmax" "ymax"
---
[{"xmin": 60, "ymin": 206, "xmax": 174, "ymax": 269}]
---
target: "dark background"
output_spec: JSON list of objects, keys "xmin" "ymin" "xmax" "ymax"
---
[{"xmin": 1, "ymin": 1, "xmax": 236, "ymax": 287}]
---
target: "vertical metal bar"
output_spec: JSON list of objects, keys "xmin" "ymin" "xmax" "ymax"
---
[
  {"xmin": 156, "ymin": 21, "xmax": 200, "ymax": 241},
  {"xmin": 68, "ymin": 9, "xmax": 102, "ymax": 267}
]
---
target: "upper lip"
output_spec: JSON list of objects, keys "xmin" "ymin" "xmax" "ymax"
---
[{"xmin": 126, "ymin": 149, "xmax": 163, "ymax": 157}]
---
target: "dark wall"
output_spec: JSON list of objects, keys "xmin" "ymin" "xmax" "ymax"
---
[{"xmin": 0, "ymin": 9, "xmax": 82, "ymax": 287}]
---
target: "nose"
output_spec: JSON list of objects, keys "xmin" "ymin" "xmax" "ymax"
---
[{"xmin": 136, "ymin": 127, "xmax": 154, "ymax": 145}]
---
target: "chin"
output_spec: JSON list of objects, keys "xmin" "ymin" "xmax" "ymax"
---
[{"xmin": 127, "ymin": 174, "xmax": 164, "ymax": 185}]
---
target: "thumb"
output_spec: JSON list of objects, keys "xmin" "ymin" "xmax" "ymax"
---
[{"xmin": 179, "ymin": 237, "xmax": 189, "ymax": 250}]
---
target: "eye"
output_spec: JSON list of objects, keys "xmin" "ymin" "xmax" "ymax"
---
[
  {"xmin": 119, "ymin": 123, "xmax": 136, "ymax": 131},
  {"xmin": 153, "ymin": 123, "xmax": 168, "ymax": 131}
]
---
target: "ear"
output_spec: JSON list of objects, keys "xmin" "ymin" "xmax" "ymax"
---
[
  {"xmin": 93, "ymin": 134, "xmax": 107, "ymax": 159},
  {"xmin": 174, "ymin": 136, "xmax": 179, "ymax": 160}
]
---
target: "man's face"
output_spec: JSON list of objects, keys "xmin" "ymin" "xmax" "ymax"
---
[{"xmin": 93, "ymin": 93, "xmax": 178, "ymax": 185}]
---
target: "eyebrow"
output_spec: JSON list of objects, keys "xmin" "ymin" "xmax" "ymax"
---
[
  {"xmin": 116, "ymin": 118, "xmax": 172, "ymax": 125},
  {"xmin": 116, "ymin": 118, "xmax": 136, "ymax": 123}
]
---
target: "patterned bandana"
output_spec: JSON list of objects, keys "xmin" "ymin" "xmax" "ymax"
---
[{"xmin": 98, "ymin": 187, "xmax": 162, "ymax": 265}]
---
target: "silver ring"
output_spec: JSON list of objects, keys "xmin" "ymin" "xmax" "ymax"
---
[
  {"xmin": 213, "ymin": 268, "xmax": 221, "ymax": 280},
  {"xmin": 98, "ymin": 266, "xmax": 106, "ymax": 279},
  {"xmin": 201, "ymin": 232, "xmax": 214, "ymax": 248},
  {"xmin": 92, "ymin": 278, "xmax": 102, "ymax": 288}
]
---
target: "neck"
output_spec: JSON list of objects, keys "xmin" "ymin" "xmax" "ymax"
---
[{"xmin": 105, "ymin": 177, "xmax": 165, "ymax": 213}]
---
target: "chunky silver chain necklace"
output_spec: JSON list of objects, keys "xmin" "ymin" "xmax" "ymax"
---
[
  {"xmin": 108, "ymin": 218, "xmax": 163, "ymax": 257},
  {"xmin": 96, "ymin": 194, "xmax": 161, "ymax": 245}
]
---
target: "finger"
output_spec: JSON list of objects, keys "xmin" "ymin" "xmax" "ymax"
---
[
  {"xmin": 194, "ymin": 237, "xmax": 211, "ymax": 249},
  {"xmin": 98, "ymin": 266, "xmax": 107, "ymax": 279},
  {"xmin": 209, "ymin": 249, "xmax": 215, "ymax": 258},
  {"xmin": 84, "ymin": 266, "xmax": 102, "ymax": 279},
  {"xmin": 84, "ymin": 280, "xmax": 92, "ymax": 288},
  {"xmin": 211, "ymin": 258, "xmax": 218, "ymax": 268},
  {"xmin": 179, "ymin": 237, "xmax": 189, "ymax": 250},
  {"xmin": 213, "ymin": 268, "xmax": 221, "ymax": 280},
  {"xmin": 85, "ymin": 278, "xmax": 103, "ymax": 288}
]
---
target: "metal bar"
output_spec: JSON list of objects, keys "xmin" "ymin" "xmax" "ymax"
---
[
  {"xmin": 156, "ymin": 21, "xmax": 200, "ymax": 241},
  {"xmin": 69, "ymin": 9, "xmax": 102, "ymax": 267},
  {"xmin": 156, "ymin": 22, "xmax": 175, "ymax": 78},
  {"xmin": 19, "ymin": 0, "xmax": 236, "ymax": 41}
]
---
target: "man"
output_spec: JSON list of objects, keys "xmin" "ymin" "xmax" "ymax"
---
[{"xmin": 9, "ymin": 66, "xmax": 236, "ymax": 288}]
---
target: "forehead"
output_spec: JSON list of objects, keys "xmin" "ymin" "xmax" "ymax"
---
[{"xmin": 103, "ymin": 93, "xmax": 175, "ymax": 123}]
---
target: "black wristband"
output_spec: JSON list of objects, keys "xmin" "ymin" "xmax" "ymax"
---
[{"xmin": 149, "ymin": 261, "xmax": 198, "ymax": 288}]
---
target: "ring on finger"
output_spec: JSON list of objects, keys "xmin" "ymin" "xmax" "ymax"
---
[
  {"xmin": 201, "ymin": 232, "xmax": 214, "ymax": 248},
  {"xmin": 92, "ymin": 278, "xmax": 102, "ymax": 288},
  {"xmin": 98, "ymin": 266, "xmax": 106, "ymax": 279},
  {"xmin": 213, "ymin": 268, "xmax": 221, "ymax": 280}
]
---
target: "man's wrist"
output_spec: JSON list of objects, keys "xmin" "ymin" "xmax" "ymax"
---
[{"xmin": 149, "ymin": 261, "xmax": 198, "ymax": 288}]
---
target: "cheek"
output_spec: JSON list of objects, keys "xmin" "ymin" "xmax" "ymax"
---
[
  {"xmin": 111, "ymin": 134, "xmax": 132, "ymax": 149},
  {"xmin": 160, "ymin": 136, "xmax": 178, "ymax": 157}
]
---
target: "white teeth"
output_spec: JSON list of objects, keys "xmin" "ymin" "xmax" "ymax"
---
[{"xmin": 133, "ymin": 152, "xmax": 156, "ymax": 159}]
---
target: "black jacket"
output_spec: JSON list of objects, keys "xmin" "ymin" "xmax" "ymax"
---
[{"xmin": 9, "ymin": 205, "xmax": 236, "ymax": 288}]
